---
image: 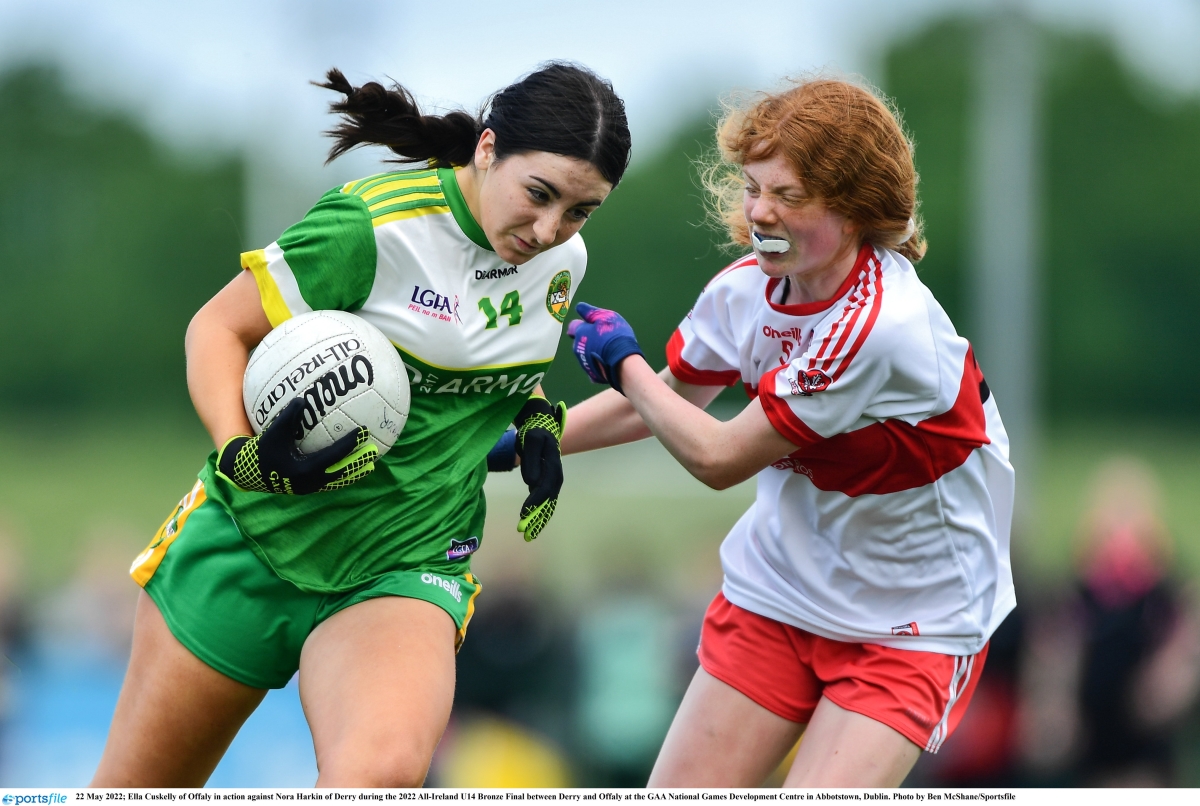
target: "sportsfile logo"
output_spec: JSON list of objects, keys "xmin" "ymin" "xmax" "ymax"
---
[
  {"xmin": 421, "ymin": 572, "xmax": 463, "ymax": 602},
  {"xmin": 3, "ymin": 795, "xmax": 68, "ymax": 805}
]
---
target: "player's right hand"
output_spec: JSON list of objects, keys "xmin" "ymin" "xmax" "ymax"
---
[
  {"xmin": 567, "ymin": 302, "xmax": 644, "ymax": 395},
  {"xmin": 216, "ymin": 397, "xmax": 378, "ymax": 494}
]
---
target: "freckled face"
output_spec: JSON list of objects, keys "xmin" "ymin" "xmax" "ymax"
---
[
  {"xmin": 742, "ymin": 152, "xmax": 858, "ymax": 282},
  {"xmin": 473, "ymin": 133, "xmax": 612, "ymax": 265}
]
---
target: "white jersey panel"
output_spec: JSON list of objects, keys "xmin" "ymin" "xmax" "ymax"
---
[{"xmin": 672, "ymin": 245, "xmax": 1016, "ymax": 655}]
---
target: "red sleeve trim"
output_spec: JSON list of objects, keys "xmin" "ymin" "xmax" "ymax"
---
[
  {"xmin": 757, "ymin": 365, "xmax": 824, "ymax": 449},
  {"xmin": 666, "ymin": 329, "xmax": 741, "ymax": 386}
]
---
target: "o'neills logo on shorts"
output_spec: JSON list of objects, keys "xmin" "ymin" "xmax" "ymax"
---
[
  {"xmin": 891, "ymin": 622, "xmax": 920, "ymax": 636},
  {"xmin": 421, "ymin": 572, "xmax": 463, "ymax": 602}
]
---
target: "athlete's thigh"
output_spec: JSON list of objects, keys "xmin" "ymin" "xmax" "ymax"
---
[
  {"xmin": 784, "ymin": 696, "xmax": 921, "ymax": 787},
  {"xmin": 92, "ymin": 591, "xmax": 267, "ymax": 787},
  {"xmin": 299, "ymin": 596, "xmax": 457, "ymax": 787},
  {"xmin": 648, "ymin": 667, "xmax": 805, "ymax": 787}
]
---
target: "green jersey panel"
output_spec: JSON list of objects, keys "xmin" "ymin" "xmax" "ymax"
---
[
  {"xmin": 276, "ymin": 190, "xmax": 377, "ymax": 312},
  {"xmin": 221, "ymin": 166, "xmax": 586, "ymax": 593}
]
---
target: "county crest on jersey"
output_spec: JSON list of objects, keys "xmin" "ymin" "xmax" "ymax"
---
[{"xmin": 203, "ymin": 166, "xmax": 587, "ymax": 593}]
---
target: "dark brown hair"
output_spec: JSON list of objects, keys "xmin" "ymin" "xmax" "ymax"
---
[{"xmin": 316, "ymin": 63, "xmax": 632, "ymax": 187}]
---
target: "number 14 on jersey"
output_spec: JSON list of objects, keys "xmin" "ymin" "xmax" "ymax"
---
[{"xmin": 478, "ymin": 292, "xmax": 523, "ymax": 328}]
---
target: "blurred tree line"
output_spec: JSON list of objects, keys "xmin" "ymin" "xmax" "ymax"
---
[
  {"xmin": 0, "ymin": 65, "xmax": 243, "ymax": 413},
  {"xmin": 2, "ymin": 17, "xmax": 1198, "ymax": 421}
]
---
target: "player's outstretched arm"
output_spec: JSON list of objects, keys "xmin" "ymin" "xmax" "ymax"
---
[
  {"xmin": 560, "ymin": 371, "xmax": 723, "ymax": 456},
  {"xmin": 568, "ymin": 303, "xmax": 795, "ymax": 489}
]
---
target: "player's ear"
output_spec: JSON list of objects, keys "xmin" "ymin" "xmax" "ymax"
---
[{"xmin": 474, "ymin": 128, "xmax": 497, "ymax": 171}]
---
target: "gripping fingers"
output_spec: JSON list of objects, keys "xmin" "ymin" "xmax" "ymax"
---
[
  {"xmin": 518, "ymin": 498, "xmax": 557, "ymax": 542},
  {"xmin": 320, "ymin": 428, "xmax": 378, "ymax": 490}
]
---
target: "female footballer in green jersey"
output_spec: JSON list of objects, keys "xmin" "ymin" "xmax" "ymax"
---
[{"xmin": 92, "ymin": 63, "xmax": 630, "ymax": 787}]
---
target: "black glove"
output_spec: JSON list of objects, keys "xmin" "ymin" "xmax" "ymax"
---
[
  {"xmin": 513, "ymin": 395, "xmax": 566, "ymax": 541},
  {"xmin": 216, "ymin": 397, "xmax": 378, "ymax": 494}
]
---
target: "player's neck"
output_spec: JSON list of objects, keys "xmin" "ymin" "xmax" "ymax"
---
[{"xmin": 783, "ymin": 240, "xmax": 861, "ymax": 306}]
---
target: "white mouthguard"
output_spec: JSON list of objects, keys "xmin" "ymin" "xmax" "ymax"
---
[{"xmin": 752, "ymin": 231, "xmax": 791, "ymax": 254}]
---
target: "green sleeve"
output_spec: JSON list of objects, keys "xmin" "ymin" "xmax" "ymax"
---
[{"xmin": 276, "ymin": 189, "xmax": 377, "ymax": 312}]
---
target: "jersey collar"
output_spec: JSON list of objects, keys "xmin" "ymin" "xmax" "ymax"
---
[
  {"xmin": 764, "ymin": 243, "xmax": 876, "ymax": 316},
  {"xmin": 438, "ymin": 167, "xmax": 493, "ymax": 251}
]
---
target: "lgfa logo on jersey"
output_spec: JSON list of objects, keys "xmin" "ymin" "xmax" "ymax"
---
[
  {"xmin": 409, "ymin": 285, "xmax": 459, "ymax": 323},
  {"xmin": 546, "ymin": 270, "xmax": 572, "ymax": 322}
]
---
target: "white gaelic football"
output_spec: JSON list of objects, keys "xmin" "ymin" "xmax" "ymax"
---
[{"xmin": 244, "ymin": 310, "xmax": 409, "ymax": 456}]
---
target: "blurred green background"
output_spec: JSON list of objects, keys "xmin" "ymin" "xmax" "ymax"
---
[{"xmin": 2, "ymin": 9, "xmax": 1199, "ymax": 788}]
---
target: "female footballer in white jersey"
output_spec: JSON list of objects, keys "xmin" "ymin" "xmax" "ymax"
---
[
  {"xmin": 560, "ymin": 78, "xmax": 1015, "ymax": 786},
  {"xmin": 92, "ymin": 64, "xmax": 630, "ymax": 787}
]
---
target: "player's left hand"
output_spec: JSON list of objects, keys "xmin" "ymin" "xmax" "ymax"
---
[
  {"xmin": 567, "ymin": 302, "xmax": 644, "ymax": 395},
  {"xmin": 512, "ymin": 395, "xmax": 566, "ymax": 541}
]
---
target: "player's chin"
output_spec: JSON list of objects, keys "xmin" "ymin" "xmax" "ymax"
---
[
  {"xmin": 753, "ymin": 250, "xmax": 796, "ymax": 276},
  {"xmin": 497, "ymin": 236, "xmax": 543, "ymax": 265}
]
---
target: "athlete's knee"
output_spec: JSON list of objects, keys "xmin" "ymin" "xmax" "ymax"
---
[{"xmin": 317, "ymin": 738, "xmax": 434, "ymax": 787}]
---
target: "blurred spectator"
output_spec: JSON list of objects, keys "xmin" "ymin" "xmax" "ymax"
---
[
  {"xmin": 574, "ymin": 588, "xmax": 679, "ymax": 785},
  {"xmin": 37, "ymin": 526, "xmax": 140, "ymax": 660},
  {"xmin": 1019, "ymin": 457, "xmax": 1200, "ymax": 786},
  {"xmin": 0, "ymin": 529, "xmax": 29, "ymax": 768}
]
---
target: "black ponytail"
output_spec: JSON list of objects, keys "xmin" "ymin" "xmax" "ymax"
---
[
  {"xmin": 318, "ymin": 62, "xmax": 631, "ymax": 187},
  {"xmin": 316, "ymin": 68, "xmax": 479, "ymax": 168}
]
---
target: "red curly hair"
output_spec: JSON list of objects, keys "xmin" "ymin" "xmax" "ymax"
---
[{"xmin": 703, "ymin": 76, "xmax": 926, "ymax": 263}]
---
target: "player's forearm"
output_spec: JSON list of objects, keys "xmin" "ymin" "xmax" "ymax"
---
[
  {"xmin": 185, "ymin": 271, "xmax": 273, "ymax": 450},
  {"xmin": 618, "ymin": 357, "xmax": 741, "ymax": 488},
  {"xmin": 561, "ymin": 386, "xmax": 652, "ymax": 455},
  {"xmin": 186, "ymin": 308, "xmax": 256, "ymax": 449}
]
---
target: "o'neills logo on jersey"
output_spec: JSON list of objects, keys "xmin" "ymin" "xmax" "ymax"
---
[
  {"xmin": 891, "ymin": 622, "xmax": 920, "ymax": 636},
  {"xmin": 446, "ymin": 536, "xmax": 479, "ymax": 561},
  {"xmin": 788, "ymin": 369, "xmax": 831, "ymax": 396},
  {"xmin": 763, "ymin": 325, "xmax": 804, "ymax": 340},
  {"xmin": 409, "ymin": 285, "xmax": 460, "ymax": 323},
  {"xmin": 421, "ymin": 572, "xmax": 463, "ymax": 602},
  {"xmin": 476, "ymin": 266, "xmax": 518, "ymax": 281}
]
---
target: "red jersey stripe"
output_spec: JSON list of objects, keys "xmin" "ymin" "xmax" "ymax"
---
[
  {"xmin": 830, "ymin": 256, "xmax": 885, "ymax": 382},
  {"xmin": 819, "ymin": 265, "xmax": 878, "ymax": 374},
  {"xmin": 758, "ymin": 364, "xmax": 824, "ymax": 448},
  {"xmin": 666, "ymin": 329, "xmax": 741, "ymax": 386},
  {"xmin": 766, "ymin": 347, "xmax": 990, "ymax": 496}
]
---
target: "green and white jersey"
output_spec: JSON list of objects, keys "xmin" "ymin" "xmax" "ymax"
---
[{"xmin": 200, "ymin": 166, "xmax": 585, "ymax": 593}]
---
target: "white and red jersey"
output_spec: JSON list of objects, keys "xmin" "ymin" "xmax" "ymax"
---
[{"xmin": 668, "ymin": 244, "xmax": 1015, "ymax": 656}]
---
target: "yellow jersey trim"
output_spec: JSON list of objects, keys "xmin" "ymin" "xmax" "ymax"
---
[
  {"xmin": 130, "ymin": 480, "xmax": 207, "ymax": 587},
  {"xmin": 455, "ymin": 572, "xmax": 483, "ymax": 651},
  {"xmin": 242, "ymin": 249, "xmax": 292, "ymax": 328}
]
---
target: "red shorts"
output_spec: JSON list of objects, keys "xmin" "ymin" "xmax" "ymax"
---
[{"xmin": 698, "ymin": 592, "xmax": 988, "ymax": 752}]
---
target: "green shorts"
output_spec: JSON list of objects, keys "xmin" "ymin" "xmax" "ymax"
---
[{"xmin": 130, "ymin": 480, "xmax": 482, "ymax": 689}]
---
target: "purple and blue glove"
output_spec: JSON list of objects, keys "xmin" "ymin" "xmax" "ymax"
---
[{"xmin": 566, "ymin": 302, "xmax": 644, "ymax": 395}]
